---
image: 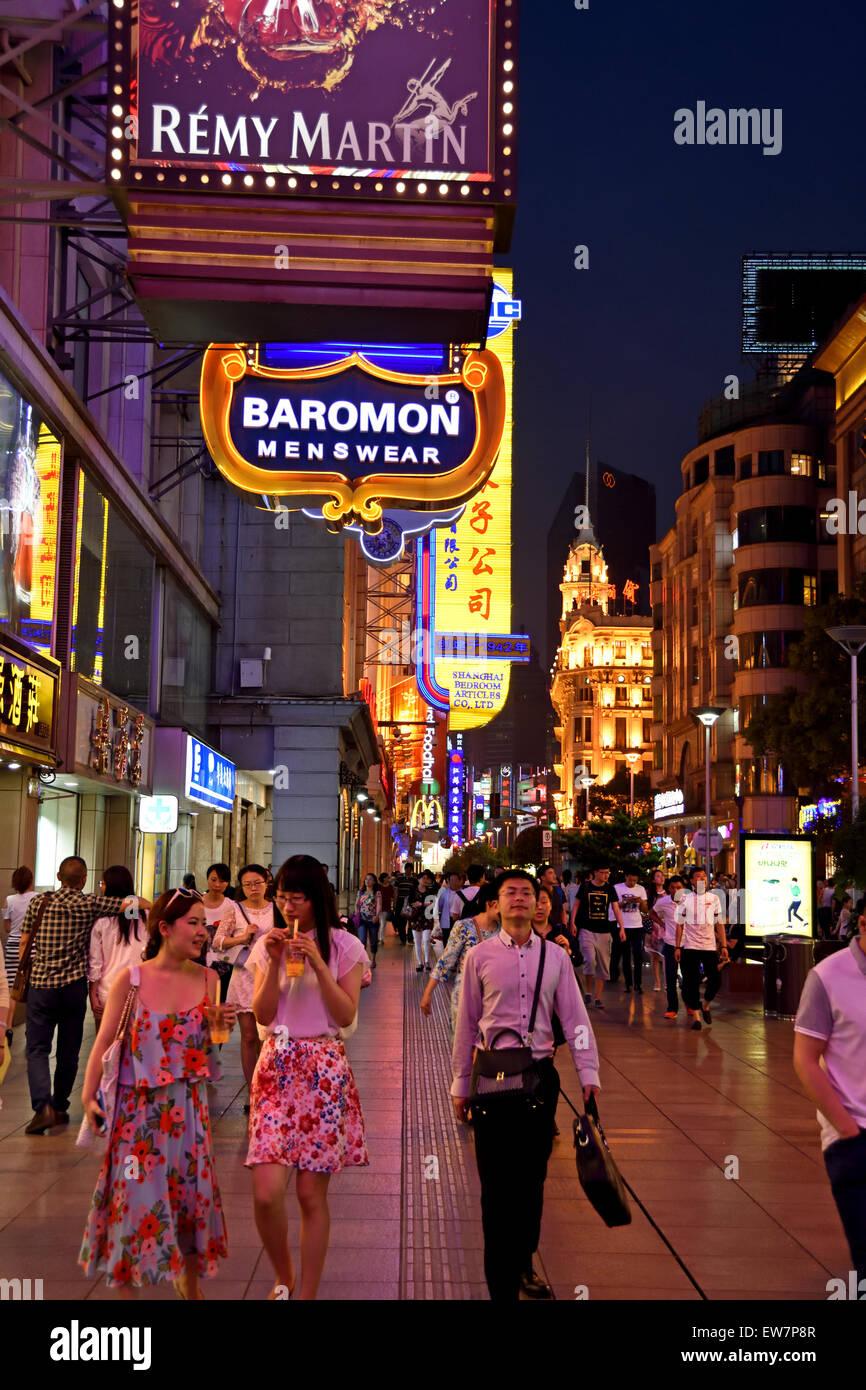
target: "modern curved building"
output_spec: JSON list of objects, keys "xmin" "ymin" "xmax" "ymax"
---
[{"xmin": 650, "ymin": 371, "xmax": 837, "ymax": 864}]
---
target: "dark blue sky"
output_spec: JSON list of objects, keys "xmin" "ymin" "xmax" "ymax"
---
[{"xmin": 506, "ymin": 0, "xmax": 865, "ymax": 640}]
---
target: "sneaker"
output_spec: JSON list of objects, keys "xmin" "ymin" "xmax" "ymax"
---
[
  {"xmin": 593, "ymin": 999, "xmax": 604, "ymax": 1010},
  {"xmin": 664, "ymin": 1011, "xmax": 677, "ymax": 1019},
  {"xmin": 700, "ymin": 1003, "xmax": 711, "ymax": 1025},
  {"xmin": 653, "ymin": 985, "xmax": 661, "ymax": 992},
  {"xmin": 424, "ymin": 964, "xmax": 432, "ymax": 972},
  {"xmin": 415, "ymin": 965, "xmax": 424, "ymax": 972},
  {"xmin": 583, "ymin": 992, "xmax": 592, "ymax": 1005}
]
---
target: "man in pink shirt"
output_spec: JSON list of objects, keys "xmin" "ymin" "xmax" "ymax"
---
[{"xmin": 452, "ymin": 869, "xmax": 601, "ymax": 1301}]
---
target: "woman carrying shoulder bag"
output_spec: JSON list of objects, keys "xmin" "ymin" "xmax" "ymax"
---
[{"xmin": 213, "ymin": 864, "xmax": 273, "ymax": 1111}]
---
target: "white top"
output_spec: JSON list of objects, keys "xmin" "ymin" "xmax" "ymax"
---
[
  {"xmin": 436, "ymin": 885, "xmax": 464, "ymax": 932},
  {"xmin": 676, "ymin": 890, "xmax": 724, "ymax": 951},
  {"xmin": 215, "ymin": 901, "xmax": 274, "ymax": 1012},
  {"xmin": 247, "ymin": 928, "xmax": 368, "ymax": 1038},
  {"xmin": 795, "ymin": 937, "xmax": 866, "ymax": 1148},
  {"xmin": 610, "ymin": 881, "xmax": 647, "ymax": 927},
  {"xmin": 565, "ymin": 882, "xmax": 580, "ymax": 913},
  {"xmin": 88, "ymin": 915, "xmax": 148, "ymax": 1006},
  {"xmin": 652, "ymin": 894, "xmax": 679, "ymax": 946},
  {"xmin": 204, "ymin": 899, "xmax": 239, "ymax": 964},
  {"xmin": 821, "ymin": 886, "xmax": 835, "ymax": 908},
  {"xmin": 3, "ymin": 891, "xmax": 36, "ymax": 935}
]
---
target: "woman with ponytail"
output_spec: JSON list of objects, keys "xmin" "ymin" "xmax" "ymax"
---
[{"xmin": 79, "ymin": 887, "xmax": 235, "ymax": 1298}]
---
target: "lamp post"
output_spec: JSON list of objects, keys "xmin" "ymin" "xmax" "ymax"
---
[
  {"xmin": 578, "ymin": 772, "xmax": 597, "ymax": 824},
  {"xmin": 625, "ymin": 751, "xmax": 640, "ymax": 818},
  {"xmin": 691, "ymin": 707, "xmax": 725, "ymax": 871},
  {"xmin": 826, "ymin": 626, "xmax": 866, "ymax": 820}
]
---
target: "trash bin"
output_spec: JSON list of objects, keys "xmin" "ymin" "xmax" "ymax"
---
[{"xmin": 762, "ymin": 935, "xmax": 814, "ymax": 1020}]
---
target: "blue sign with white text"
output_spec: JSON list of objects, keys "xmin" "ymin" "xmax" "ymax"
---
[{"xmin": 185, "ymin": 737, "xmax": 235, "ymax": 812}]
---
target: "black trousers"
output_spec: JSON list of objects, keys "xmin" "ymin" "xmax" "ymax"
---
[
  {"xmin": 662, "ymin": 942, "xmax": 679, "ymax": 1012},
  {"xmin": 680, "ymin": 949, "xmax": 721, "ymax": 1011},
  {"xmin": 621, "ymin": 929, "xmax": 645, "ymax": 989},
  {"xmin": 824, "ymin": 1129, "xmax": 866, "ymax": 1282},
  {"xmin": 471, "ymin": 1057, "xmax": 560, "ymax": 1301},
  {"xmin": 25, "ymin": 977, "xmax": 88, "ymax": 1113}
]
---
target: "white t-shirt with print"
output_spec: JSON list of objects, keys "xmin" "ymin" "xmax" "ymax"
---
[{"xmin": 611, "ymin": 882, "xmax": 647, "ymax": 929}]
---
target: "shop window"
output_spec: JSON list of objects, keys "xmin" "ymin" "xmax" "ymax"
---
[
  {"xmin": 72, "ymin": 470, "xmax": 154, "ymax": 705},
  {"xmin": 0, "ymin": 373, "xmax": 61, "ymax": 658},
  {"xmin": 161, "ymin": 573, "xmax": 213, "ymax": 735}
]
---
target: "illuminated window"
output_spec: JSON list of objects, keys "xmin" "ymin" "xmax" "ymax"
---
[
  {"xmin": 789, "ymin": 453, "xmax": 811, "ymax": 476},
  {"xmin": 72, "ymin": 471, "xmax": 154, "ymax": 703},
  {"xmin": 803, "ymin": 573, "xmax": 817, "ymax": 607}
]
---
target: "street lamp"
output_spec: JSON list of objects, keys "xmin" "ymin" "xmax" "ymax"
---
[
  {"xmin": 826, "ymin": 626, "xmax": 866, "ymax": 820},
  {"xmin": 691, "ymin": 707, "xmax": 725, "ymax": 870},
  {"xmin": 578, "ymin": 772, "xmax": 597, "ymax": 824},
  {"xmin": 625, "ymin": 751, "xmax": 640, "ymax": 818}
]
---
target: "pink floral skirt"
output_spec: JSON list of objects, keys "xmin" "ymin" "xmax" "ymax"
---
[{"xmin": 245, "ymin": 1033, "xmax": 369, "ymax": 1174}]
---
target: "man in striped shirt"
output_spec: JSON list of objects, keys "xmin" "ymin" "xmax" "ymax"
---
[{"xmin": 20, "ymin": 855, "xmax": 144, "ymax": 1134}]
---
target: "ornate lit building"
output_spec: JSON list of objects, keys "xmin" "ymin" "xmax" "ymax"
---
[{"xmin": 550, "ymin": 522, "xmax": 653, "ymax": 828}]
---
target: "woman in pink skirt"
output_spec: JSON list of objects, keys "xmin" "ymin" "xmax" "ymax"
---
[{"xmin": 246, "ymin": 855, "xmax": 368, "ymax": 1300}]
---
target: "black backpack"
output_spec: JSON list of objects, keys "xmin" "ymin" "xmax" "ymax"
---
[{"xmin": 456, "ymin": 888, "xmax": 479, "ymax": 921}]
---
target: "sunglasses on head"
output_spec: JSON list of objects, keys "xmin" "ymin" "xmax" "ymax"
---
[{"xmin": 167, "ymin": 886, "xmax": 204, "ymax": 909}]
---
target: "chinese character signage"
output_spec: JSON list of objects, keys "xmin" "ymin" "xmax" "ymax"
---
[
  {"xmin": 185, "ymin": 735, "xmax": 236, "ymax": 812},
  {"xmin": 0, "ymin": 371, "xmax": 61, "ymax": 657},
  {"xmin": 200, "ymin": 345, "xmax": 505, "ymax": 534},
  {"xmin": 113, "ymin": 0, "xmax": 513, "ymax": 207},
  {"xmin": 0, "ymin": 638, "xmax": 57, "ymax": 762},
  {"xmin": 420, "ymin": 270, "xmax": 517, "ymax": 730},
  {"xmin": 447, "ymin": 736, "xmax": 464, "ymax": 845},
  {"xmin": 76, "ymin": 682, "xmax": 152, "ymax": 790}
]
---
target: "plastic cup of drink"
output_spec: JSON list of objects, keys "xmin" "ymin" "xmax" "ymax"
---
[
  {"xmin": 286, "ymin": 919, "xmax": 304, "ymax": 979},
  {"xmin": 206, "ymin": 1003, "xmax": 230, "ymax": 1044}
]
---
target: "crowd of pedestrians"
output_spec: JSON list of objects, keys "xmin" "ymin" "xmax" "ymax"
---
[{"xmin": 1, "ymin": 847, "xmax": 863, "ymax": 1302}]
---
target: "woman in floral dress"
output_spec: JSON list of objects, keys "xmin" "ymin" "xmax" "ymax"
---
[
  {"xmin": 79, "ymin": 887, "xmax": 235, "ymax": 1298},
  {"xmin": 419, "ymin": 883, "xmax": 500, "ymax": 1037},
  {"xmin": 246, "ymin": 855, "xmax": 368, "ymax": 1300}
]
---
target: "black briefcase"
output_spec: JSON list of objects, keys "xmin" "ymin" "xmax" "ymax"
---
[{"xmin": 573, "ymin": 1094, "xmax": 632, "ymax": 1227}]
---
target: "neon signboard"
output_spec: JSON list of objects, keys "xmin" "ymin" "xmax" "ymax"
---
[
  {"xmin": 200, "ymin": 344, "xmax": 505, "ymax": 534},
  {"xmin": 447, "ymin": 737, "xmax": 465, "ymax": 845}
]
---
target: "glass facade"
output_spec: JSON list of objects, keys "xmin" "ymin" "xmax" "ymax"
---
[
  {"xmin": 71, "ymin": 470, "xmax": 154, "ymax": 704},
  {"xmin": 737, "ymin": 506, "xmax": 816, "ymax": 545},
  {"xmin": 738, "ymin": 630, "xmax": 803, "ymax": 669},
  {"xmin": 737, "ymin": 568, "xmax": 818, "ymax": 607},
  {"xmin": 160, "ymin": 573, "xmax": 212, "ymax": 735}
]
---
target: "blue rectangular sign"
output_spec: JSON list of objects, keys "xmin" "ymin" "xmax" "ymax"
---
[{"xmin": 185, "ymin": 736, "xmax": 235, "ymax": 812}]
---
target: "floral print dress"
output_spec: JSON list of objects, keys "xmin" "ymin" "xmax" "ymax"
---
[
  {"xmin": 430, "ymin": 918, "xmax": 500, "ymax": 1039},
  {"xmin": 79, "ymin": 975, "xmax": 227, "ymax": 1289}
]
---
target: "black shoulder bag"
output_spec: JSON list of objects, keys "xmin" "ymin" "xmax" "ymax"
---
[
  {"xmin": 469, "ymin": 938, "xmax": 547, "ymax": 1108},
  {"xmin": 573, "ymin": 1093, "xmax": 632, "ymax": 1227}
]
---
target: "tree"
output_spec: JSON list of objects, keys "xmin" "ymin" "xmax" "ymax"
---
[
  {"xmin": 744, "ymin": 577, "xmax": 866, "ymax": 796},
  {"xmin": 557, "ymin": 809, "xmax": 663, "ymax": 877},
  {"xmin": 830, "ymin": 807, "xmax": 866, "ymax": 891},
  {"xmin": 584, "ymin": 767, "xmax": 653, "ymax": 821},
  {"xmin": 441, "ymin": 840, "xmax": 511, "ymax": 875}
]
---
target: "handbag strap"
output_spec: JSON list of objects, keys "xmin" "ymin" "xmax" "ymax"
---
[
  {"xmin": 20, "ymin": 891, "xmax": 52, "ymax": 961},
  {"xmin": 527, "ymin": 937, "xmax": 547, "ymax": 1042},
  {"xmin": 113, "ymin": 972, "xmax": 139, "ymax": 1046}
]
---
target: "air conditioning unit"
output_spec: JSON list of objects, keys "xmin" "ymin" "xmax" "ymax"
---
[{"xmin": 240, "ymin": 659, "xmax": 264, "ymax": 688}]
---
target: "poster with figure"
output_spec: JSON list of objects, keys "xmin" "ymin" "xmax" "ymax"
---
[{"xmin": 742, "ymin": 835, "xmax": 815, "ymax": 940}]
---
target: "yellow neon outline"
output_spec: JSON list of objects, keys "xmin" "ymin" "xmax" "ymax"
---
[{"xmin": 199, "ymin": 345, "xmax": 506, "ymax": 529}]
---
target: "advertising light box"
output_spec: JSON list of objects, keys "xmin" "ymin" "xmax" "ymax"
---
[
  {"xmin": 741, "ymin": 834, "xmax": 814, "ymax": 940},
  {"xmin": 186, "ymin": 736, "xmax": 236, "ymax": 812},
  {"xmin": 139, "ymin": 795, "xmax": 179, "ymax": 834},
  {"xmin": 113, "ymin": 0, "xmax": 515, "ymax": 208}
]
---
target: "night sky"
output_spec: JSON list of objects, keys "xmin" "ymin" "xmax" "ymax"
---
[{"xmin": 507, "ymin": 0, "xmax": 865, "ymax": 644}]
